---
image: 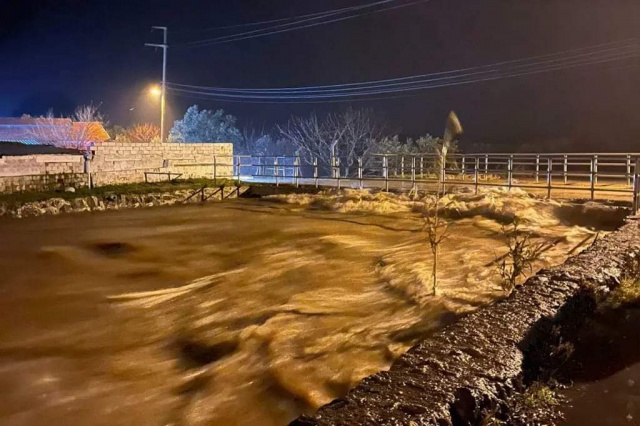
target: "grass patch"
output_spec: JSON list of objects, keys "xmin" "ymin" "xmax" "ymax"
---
[
  {"xmin": 521, "ymin": 383, "xmax": 559, "ymax": 409},
  {"xmin": 0, "ymin": 178, "xmax": 240, "ymax": 207},
  {"xmin": 601, "ymin": 278, "xmax": 640, "ymax": 310}
]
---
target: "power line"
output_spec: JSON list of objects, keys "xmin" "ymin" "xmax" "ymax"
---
[
  {"xmin": 167, "ymin": 40, "xmax": 640, "ymax": 97},
  {"xmin": 173, "ymin": 1, "xmax": 399, "ymax": 34},
  {"xmin": 176, "ymin": 0, "xmax": 429, "ymax": 48},
  {"xmin": 166, "ymin": 49, "xmax": 640, "ymax": 102}
]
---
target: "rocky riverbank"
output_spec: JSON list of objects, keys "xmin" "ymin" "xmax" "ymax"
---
[
  {"xmin": 292, "ymin": 219, "xmax": 640, "ymax": 426},
  {"xmin": 0, "ymin": 186, "xmax": 250, "ymax": 219}
]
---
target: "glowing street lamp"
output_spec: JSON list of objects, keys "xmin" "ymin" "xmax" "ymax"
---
[{"xmin": 149, "ymin": 85, "xmax": 162, "ymax": 98}]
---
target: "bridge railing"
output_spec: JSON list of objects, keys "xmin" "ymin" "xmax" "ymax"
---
[{"xmin": 206, "ymin": 153, "xmax": 640, "ymax": 205}]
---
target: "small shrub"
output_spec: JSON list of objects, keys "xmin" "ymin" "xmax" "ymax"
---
[{"xmin": 496, "ymin": 219, "xmax": 546, "ymax": 294}]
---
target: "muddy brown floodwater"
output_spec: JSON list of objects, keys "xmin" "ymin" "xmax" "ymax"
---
[{"xmin": 0, "ymin": 191, "xmax": 618, "ymax": 426}]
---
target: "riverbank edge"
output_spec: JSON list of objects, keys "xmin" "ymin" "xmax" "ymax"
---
[
  {"xmin": 0, "ymin": 185, "xmax": 252, "ymax": 218},
  {"xmin": 292, "ymin": 219, "xmax": 640, "ymax": 425}
]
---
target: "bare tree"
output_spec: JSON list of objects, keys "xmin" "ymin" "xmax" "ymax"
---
[
  {"xmin": 29, "ymin": 104, "xmax": 107, "ymax": 150},
  {"xmin": 422, "ymin": 197, "xmax": 452, "ymax": 296},
  {"xmin": 122, "ymin": 123, "xmax": 160, "ymax": 143},
  {"xmin": 277, "ymin": 108, "xmax": 388, "ymax": 175}
]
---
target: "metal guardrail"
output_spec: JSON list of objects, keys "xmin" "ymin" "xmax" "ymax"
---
[{"xmin": 204, "ymin": 153, "xmax": 640, "ymax": 210}]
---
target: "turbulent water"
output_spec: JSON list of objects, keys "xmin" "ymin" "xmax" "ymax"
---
[{"xmin": 0, "ymin": 189, "xmax": 625, "ymax": 426}]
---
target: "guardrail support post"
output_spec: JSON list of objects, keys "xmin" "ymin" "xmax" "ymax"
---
[
  {"xmin": 590, "ymin": 156, "xmax": 595, "ymax": 201},
  {"xmin": 411, "ymin": 156, "xmax": 416, "ymax": 190},
  {"xmin": 461, "ymin": 156, "xmax": 466, "ymax": 181},
  {"xmin": 474, "ymin": 156, "xmax": 479, "ymax": 195},
  {"xmin": 484, "ymin": 154, "xmax": 489, "ymax": 180},
  {"xmin": 634, "ymin": 158, "xmax": 640, "ymax": 213},
  {"xmin": 384, "ymin": 155, "xmax": 389, "ymax": 192},
  {"xmin": 507, "ymin": 155, "xmax": 513, "ymax": 191},
  {"xmin": 313, "ymin": 157, "xmax": 318, "ymax": 188},
  {"xmin": 547, "ymin": 158, "xmax": 553, "ymax": 199},
  {"xmin": 563, "ymin": 154, "xmax": 568, "ymax": 184}
]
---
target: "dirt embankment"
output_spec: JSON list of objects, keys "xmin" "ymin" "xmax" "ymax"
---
[{"xmin": 292, "ymin": 219, "xmax": 640, "ymax": 426}]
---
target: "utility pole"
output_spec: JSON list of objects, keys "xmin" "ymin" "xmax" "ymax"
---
[{"xmin": 145, "ymin": 26, "xmax": 168, "ymax": 143}]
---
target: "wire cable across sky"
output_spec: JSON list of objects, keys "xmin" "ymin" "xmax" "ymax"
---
[
  {"xmin": 176, "ymin": 0, "xmax": 430, "ymax": 48},
  {"xmin": 167, "ymin": 39, "xmax": 640, "ymax": 102}
]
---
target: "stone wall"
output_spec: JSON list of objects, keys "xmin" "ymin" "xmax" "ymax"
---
[
  {"xmin": 0, "ymin": 142, "xmax": 234, "ymax": 193},
  {"xmin": 0, "ymin": 154, "xmax": 87, "ymax": 193},
  {"xmin": 90, "ymin": 142, "xmax": 233, "ymax": 185}
]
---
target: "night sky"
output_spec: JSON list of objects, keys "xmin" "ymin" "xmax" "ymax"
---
[{"xmin": 2, "ymin": 0, "xmax": 640, "ymax": 150}]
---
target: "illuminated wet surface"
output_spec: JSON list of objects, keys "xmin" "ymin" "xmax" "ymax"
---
[{"xmin": 0, "ymin": 195, "xmax": 603, "ymax": 425}]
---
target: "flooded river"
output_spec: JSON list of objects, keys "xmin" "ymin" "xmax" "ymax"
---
[{"xmin": 0, "ymin": 190, "xmax": 618, "ymax": 425}]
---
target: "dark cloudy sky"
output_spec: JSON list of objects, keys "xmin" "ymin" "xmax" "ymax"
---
[{"xmin": 2, "ymin": 0, "xmax": 640, "ymax": 150}]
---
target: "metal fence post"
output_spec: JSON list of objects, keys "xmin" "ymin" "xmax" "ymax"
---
[
  {"xmin": 461, "ymin": 156, "xmax": 466, "ymax": 181},
  {"xmin": 294, "ymin": 156, "xmax": 300, "ymax": 188},
  {"xmin": 507, "ymin": 155, "xmax": 513, "ymax": 190},
  {"xmin": 313, "ymin": 157, "xmax": 319, "ymax": 188},
  {"xmin": 274, "ymin": 157, "xmax": 279, "ymax": 187},
  {"xmin": 627, "ymin": 154, "xmax": 632, "ymax": 187},
  {"xmin": 213, "ymin": 155, "xmax": 217, "ymax": 181},
  {"xmin": 594, "ymin": 154, "xmax": 599, "ymax": 185},
  {"xmin": 358, "ymin": 157, "xmax": 363, "ymax": 190},
  {"xmin": 484, "ymin": 154, "xmax": 489, "ymax": 180},
  {"xmin": 411, "ymin": 156, "xmax": 416, "ymax": 190},
  {"xmin": 420, "ymin": 156, "xmax": 424, "ymax": 179},
  {"xmin": 535, "ymin": 155, "xmax": 540, "ymax": 183},
  {"xmin": 474, "ymin": 156, "xmax": 479, "ymax": 195},
  {"xmin": 336, "ymin": 157, "xmax": 341, "ymax": 190},
  {"xmin": 590, "ymin": 156, "xmax": 595, "ymax": 201},
  {"xmin": 384, "ymin": 155, "xmax": 389, "ymax": 192},
  {"xmin": 563, "ymin": 154, "xmax": 568, "ymax": 184},
  {"xmin": 401, "ymin": 156, "xmax": 405, "ymax": 178},
  {"xmin": 547, "ymin": 158, "xmax": 553, "ymax": 199},
  {"xmin": 634, "ymin": 158, "xmax": 640, "ymax": 212}
]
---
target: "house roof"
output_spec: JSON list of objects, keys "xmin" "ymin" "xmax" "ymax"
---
[{"xmin": 0, "ymin": 117, "xmax": 110, "ymax": 145}]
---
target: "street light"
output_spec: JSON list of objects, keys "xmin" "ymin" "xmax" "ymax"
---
[{"xmin": 149, "ymin": 85, "xmax": 162, "ymax": 98}]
